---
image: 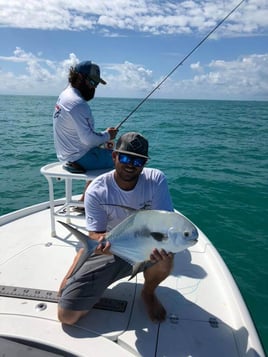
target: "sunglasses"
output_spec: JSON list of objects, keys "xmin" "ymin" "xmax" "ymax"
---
[
  {"xmin": 118, "ymin": 153, "xmax": 147, "ymax": 168},
  {"xmin": 86, "ymin": 76, "xmax": 99, "ymax": 88}
]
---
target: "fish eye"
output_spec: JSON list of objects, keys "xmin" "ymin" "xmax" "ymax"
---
[{"xmin": 184, "ymin": 231, "xmax": 190, "ymax": 238}]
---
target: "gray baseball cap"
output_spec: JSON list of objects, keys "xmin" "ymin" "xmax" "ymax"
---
[{"xmin": 115, "ymin": 132, "xmax": 149, "ymax": 159}]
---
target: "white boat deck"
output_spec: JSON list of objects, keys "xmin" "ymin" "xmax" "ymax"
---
[{"xmin": 0, "ymin": 201, "xmax": 265, "ymax": 356}]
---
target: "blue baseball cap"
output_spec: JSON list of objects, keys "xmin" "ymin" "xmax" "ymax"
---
[{"xmin": 75, "ymin": 61, "xmax": 106, "ymax": 85}]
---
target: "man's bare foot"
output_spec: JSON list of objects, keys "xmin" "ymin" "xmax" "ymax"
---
[{"xmin": 141, "ymin": 290, "xmax": 166, "ymax": 323}]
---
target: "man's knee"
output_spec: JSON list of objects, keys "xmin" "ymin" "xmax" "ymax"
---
[{"xmin": 57, "ymin": 306, "xmax": 88, "ymax": 325}]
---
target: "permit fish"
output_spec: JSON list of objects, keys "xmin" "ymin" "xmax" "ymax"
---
[{"xmin": 58, "ymin": 210, "xmax": 198, "ymax": 278}]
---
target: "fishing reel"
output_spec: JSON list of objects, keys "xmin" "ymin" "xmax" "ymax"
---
[
  {"xmin": 100, "ymin": 141, "xmax": 115, "ymax": 150},
  {"xmin": 104, "ymin": 141, "xmax": 115, "ymax": 150}
]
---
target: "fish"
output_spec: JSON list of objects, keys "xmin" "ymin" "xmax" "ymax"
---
[{"xmin": 58, "ymin": 210, "xmax": 198, "ymax": 278}]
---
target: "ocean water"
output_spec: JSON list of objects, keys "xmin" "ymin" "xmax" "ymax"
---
[{"xmin": 0, "ymin": 95, "xmax": 267, "ymax": 353}]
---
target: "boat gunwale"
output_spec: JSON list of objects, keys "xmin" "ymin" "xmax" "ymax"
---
[{"xmin": 0, "ymin": 199, "xmax": 65, "ymax": 226}]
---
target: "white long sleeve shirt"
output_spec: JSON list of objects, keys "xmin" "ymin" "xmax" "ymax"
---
[{"xmin": 53, "ymin": 85, "xmax": 109, "ymax": 162}]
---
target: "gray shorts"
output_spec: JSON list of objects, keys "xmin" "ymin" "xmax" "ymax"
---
[{"xmin": 58, "ymin": 254, "xmax": 132, "ymax": 311}]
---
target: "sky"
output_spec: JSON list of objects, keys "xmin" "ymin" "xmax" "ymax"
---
[{"xmin": 0, "ymin": 0, "xmax": 267, "ymax": 101}]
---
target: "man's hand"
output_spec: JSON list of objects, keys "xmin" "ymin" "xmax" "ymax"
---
[
  {"xmin": 94, "ymin": 235, "xmax": 112, "ymax": 255},
  {"xmin": 107, "ymin": 127, "xmax": 118, "ymax": 140},
  {"xmin": 89, "ymin": 232, "xmax": 112, "ymax": 255},
  {"xmin": 149, "ymin": 248, "xmax": 173, "ymax": 263}
]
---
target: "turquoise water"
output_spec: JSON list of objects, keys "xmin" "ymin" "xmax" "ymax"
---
[{"xmin": 0, "ymin": 95, "xmax": 267, "ymax": 353}]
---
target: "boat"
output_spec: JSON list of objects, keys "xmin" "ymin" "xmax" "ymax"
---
[{"xmin": 0, "ymin": 162, "xmax": 265, "ymax": 356}]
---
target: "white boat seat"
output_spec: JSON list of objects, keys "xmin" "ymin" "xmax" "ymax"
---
[{"xmin": 40, "ymin": 162, "xmax": 111, "ymax": 236}]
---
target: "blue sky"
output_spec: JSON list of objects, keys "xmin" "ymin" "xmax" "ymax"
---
[{"xmin": 0, "ymin": 0, "xmax": 267, "ymax": 100}]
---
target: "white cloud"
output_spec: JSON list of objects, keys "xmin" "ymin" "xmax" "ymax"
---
[
  {"xmin": 172, "ymin": 53, "xmax": 268, "ymax": 100},
  {"xmin": 0, "ymin": 0, "xmax": 267, "ymax": 36},
  {"xmin": 0, "ymin": 48, "xmax": 267, "ymax": 100},
  {"xmin": 0, "ymin": 0, "xmax": 267, "ymax": 99},
  {"xmin": 190, "ymin": 61, "xmax": 203, "ymax": 72},
  {"xmin": 0, "ymin": 49, "xmax": 80, "ymax": 95},
  {"xmin": 104, "ymin": 61, "xmax": 153, "ymax": 91}
]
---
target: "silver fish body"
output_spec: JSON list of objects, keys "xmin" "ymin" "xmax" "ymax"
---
[
  {"xmin": 59, "ymin": 210, "xmax": 198, "ymax": 276},
  {"xmin": 106, "ymin": 210, "xmax": 198, "ymax": 263}
]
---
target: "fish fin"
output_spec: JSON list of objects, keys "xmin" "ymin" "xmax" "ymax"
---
[
  {"xmin": 128, "ymin": 261, "xmax": 153, "ymax": 281},
  {"xmin": 58, "ymin": 221, "xmax": 90, "ymax": 247},
  {"xmin": 58, "ymin": 221, "xmax": 97, "ymax": 276},
  {"xmin": 150, "ymin": 232, "xmax": 167, "ymax": 242}
]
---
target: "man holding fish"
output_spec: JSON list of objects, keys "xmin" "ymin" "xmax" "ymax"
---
[{"xmin": 58, "ymin": 132, "xmax": 195, "ymax": 325}]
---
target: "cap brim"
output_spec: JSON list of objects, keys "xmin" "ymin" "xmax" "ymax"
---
[
  {"xmin": 99, "ymin": 78, "xmax": 107, "ymax": 85},
  {"xmin": 114, "ymin": 149, "xmax": 149, "ymax": 159},
  {"xmin": 88, "ymin": 76, "xmax": 107, "ymax": 85}
]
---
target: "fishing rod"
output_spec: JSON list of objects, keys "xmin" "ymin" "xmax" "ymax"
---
[{"xmin": 115, "ymin": 0, "xmax": 246, "ymax": 130}]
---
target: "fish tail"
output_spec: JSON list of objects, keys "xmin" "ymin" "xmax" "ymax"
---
[{"xmin": 57, "ymin": 221, "xmax": 97, "ymax": 276}]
